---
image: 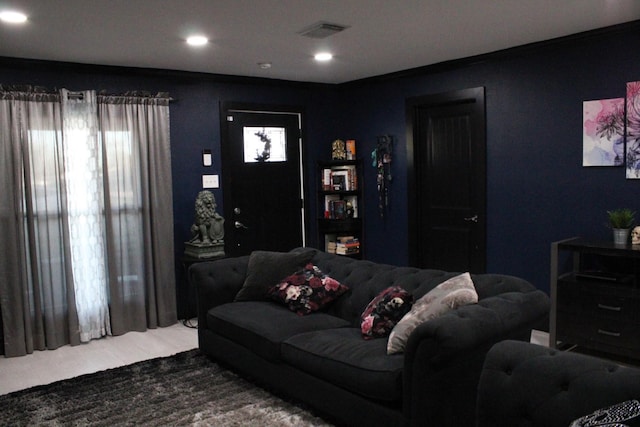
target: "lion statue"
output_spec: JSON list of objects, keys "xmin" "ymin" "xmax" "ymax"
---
[{"xmin": 189, "ymin": 190, "xmax": 224, "ymax": 244}]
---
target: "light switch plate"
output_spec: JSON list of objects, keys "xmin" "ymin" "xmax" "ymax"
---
[{"xmin": 202, "ymin": 174, "xmax": 219, "ymax": 188}]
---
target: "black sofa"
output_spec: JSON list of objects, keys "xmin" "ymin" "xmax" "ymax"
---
[
  {"xmin": 191, "ymin": 248, "xmax": 550, "ymax": 426},
  {"xmin": 477, "ymin": 340, "xmax": 640, "ymax": 427}
]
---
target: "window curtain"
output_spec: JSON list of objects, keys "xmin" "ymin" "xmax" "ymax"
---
[
  {"xmin": 0, "ymin": 86, "xmax": 176, "ymax": 357},
  {"xmin": 98, "ymin": 93, "xmax": 176, "ymax": 335},
  {"xmin": 61, "ymin": 89, "xmax": 111, "ymax": 342}
]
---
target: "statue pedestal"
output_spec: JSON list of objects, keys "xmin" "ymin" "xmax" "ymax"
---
[{"xmin": 184, "ymin": 241, "xmax": 225, "ymax": 259}]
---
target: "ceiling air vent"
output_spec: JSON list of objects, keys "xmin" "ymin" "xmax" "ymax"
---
[{"xmin": 299, "ymin": 22, "xmax": 349, "ymax": 39}]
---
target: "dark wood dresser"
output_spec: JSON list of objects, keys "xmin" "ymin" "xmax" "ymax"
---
[{"xmin": 550, "ymin": 237, "xmax": 640, "ymax": 360}]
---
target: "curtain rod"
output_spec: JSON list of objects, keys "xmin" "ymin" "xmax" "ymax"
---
[
  {"xmin": 67, "ymin": 90, "xmax": 175, "ymax": 101},
  {"xmin": 0, "ymin": 86, "xmax": 175, "ymax": 101}
]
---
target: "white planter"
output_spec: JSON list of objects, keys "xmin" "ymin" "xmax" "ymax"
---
[{"xmin": 612, "ymin": 228, "xmax": 630, "ymax": 245}]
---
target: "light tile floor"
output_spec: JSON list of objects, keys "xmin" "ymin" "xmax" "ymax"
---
[{"xmin": 0, "ymin": 321, "xmax": 198, "ymax": 396}]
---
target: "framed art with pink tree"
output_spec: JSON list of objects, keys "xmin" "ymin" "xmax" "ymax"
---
[
  {"xmin": 626, "ymin": 81, "xmax": 640, "ymax": 179},
  {"xmin": 583, "ymin": 98, "xmax": 624, "ymax": 167}
]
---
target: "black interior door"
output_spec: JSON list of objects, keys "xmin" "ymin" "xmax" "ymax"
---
[
  {"xmin": 221, "ymin": 105, "xmax": 304, "ymax": 257},
  {"xmin": 407, "ymin": 87, "xmax": 486, "ymax": 273}
]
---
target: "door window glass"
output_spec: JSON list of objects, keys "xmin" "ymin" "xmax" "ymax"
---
[{"xmin": 243, "ymin": 126, "xmax": 287, "ymax": 163}]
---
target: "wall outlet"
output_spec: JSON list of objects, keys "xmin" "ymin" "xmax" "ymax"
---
[{"xmin": 202, "ymin": 174, "xmax": 219, "ymax": 188}]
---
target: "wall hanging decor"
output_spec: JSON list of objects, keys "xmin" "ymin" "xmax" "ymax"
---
[
  {"xmin": 582, "ymin": 98, "xmax": 624, "ymax": 167},
  {"xmin": 371, "ymin": 135, "xmax": 393, "ymax": 218},
  {"xmin": 626, "ymin": 81, "xmax": 640, "ymax": 179}
]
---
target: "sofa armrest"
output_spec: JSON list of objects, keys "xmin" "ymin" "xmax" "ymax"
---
[
  {"xmin": 189, "ymin": 255, "xmax": 249, "ymax": 327},
  {"xmin": 402, "ymin": 290, "xmax": 550, "ymax": 427},
  {"xmin": 477, "ymin": 340, "xmax": 640, "ymax": 427}
]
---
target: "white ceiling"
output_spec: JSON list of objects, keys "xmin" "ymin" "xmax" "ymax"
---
[{"xmin": 1, "ymin": 0, "xmax": 639, "ymax": 84}]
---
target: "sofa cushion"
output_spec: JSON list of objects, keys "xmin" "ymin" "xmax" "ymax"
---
[
  {"xmin": 360, "ymin": 286, "xmax": 413, "ymax": 340},
  {"xmin": 207, "ymin": 301, "xmax": 350, "ymax": 362},
  {"xmin": 234, "ymin": 249, "xmax": 315, "ymax": 301},
  {"xmin": 281, "ymin": 328, "xmax": 404, "ymax": 402},
  {"xmin": 268, "ymin": 263, "xmax": 349, "ymax": 315},
  {"xmin": 387, "ymin": 272, "xmax": 478, "ymax": 354}
]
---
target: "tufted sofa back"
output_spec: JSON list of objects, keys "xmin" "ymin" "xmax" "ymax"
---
[{"xmin": 305, "ymin": 249, "xmax": 537, "ymax": 326}]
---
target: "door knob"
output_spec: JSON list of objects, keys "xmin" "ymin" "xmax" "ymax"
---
[
  {"xmin": 234, "ymin": 207, "xmax": 241, "ymax": 215},
  {"xmin": 463, "ymin": 214, "xmax": 478, "ymax": 223},
  {"xmin": 234, "ymin": 221, "xmax": 248, "ymax": 229}
]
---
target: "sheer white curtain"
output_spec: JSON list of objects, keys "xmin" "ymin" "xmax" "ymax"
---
[
  {"xmin": 60, "ymin": 89, "xmax": 111, "ymax": 341},
  {"xmin": 0, "ymin": 87, "xmax": 176, "ymax": 357}
]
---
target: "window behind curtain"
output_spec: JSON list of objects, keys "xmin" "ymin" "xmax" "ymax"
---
[{"xmin": 0, "ymin": 89, "xmax": 176, "ymax": 358}]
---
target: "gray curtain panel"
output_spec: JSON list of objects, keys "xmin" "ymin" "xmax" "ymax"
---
[{"xmin": 0, "ymin": 87, "xmax": 176, "ymax": 357}]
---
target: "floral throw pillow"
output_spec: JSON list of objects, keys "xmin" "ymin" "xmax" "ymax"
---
[
  {"xmin": 361, "ymin": 286, "xmax": 413, "ymax": 340},
  {"xmin": 268, "ymin": 263, "xmax": 348, "ymax": 315}
]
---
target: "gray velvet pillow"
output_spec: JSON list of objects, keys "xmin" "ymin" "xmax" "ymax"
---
[
  {"xmin": 387, "ymin": 272, "xmax": 478, "ymax": 354},
  {"xmin": 234, "ymin": 249, "xmax": 316, "ymax": 301}
]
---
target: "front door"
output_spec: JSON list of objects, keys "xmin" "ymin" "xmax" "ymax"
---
[
  {"xmin": 221, "ymin": 105, "xmax": 305, "ymax": 257},
  {"xmin": 407, "ymin": 87, "xmax": 486, "ymax": 273}
]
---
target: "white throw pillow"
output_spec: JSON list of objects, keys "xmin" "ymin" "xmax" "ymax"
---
[{"xmin": 387, "ymin": 272, "xmax": 478, "ymax": 354}]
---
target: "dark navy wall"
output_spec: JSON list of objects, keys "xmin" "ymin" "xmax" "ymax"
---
[
  {"xmin": 1, "ymin": 21, "xmax": 639, "ymax": 299},
  {"xmin": 339, "ymin": 22, "xmax": 640, "ymax": 293}
]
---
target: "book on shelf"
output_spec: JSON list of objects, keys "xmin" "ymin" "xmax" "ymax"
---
[
  {"xmin": 325, "ymin": 235, "xmax": 337, "ymax": 253},
  {"xmin": 336, "ymin": 244, "xmax": 360, "ymax": 255},
  {"xmin": 322, "ymin": 168, "xmax": 332, "ymax": 190},
  {"xmin": 336, "ymin": 248, "xmax": 359, "ymax": 255}
]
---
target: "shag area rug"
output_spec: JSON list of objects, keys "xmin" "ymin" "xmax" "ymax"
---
[{"xmin": 0, "ymin": 349, "xmax": 333, "ymax": 426}]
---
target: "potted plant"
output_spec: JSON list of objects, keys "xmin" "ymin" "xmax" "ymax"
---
[{"xmin": 607, "ymin": 208, "xmax": 636, "ymax": 244}]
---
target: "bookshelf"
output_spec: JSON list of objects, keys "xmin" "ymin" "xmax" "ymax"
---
[{"xmin": 317, "ymin": 159, "xmax": 363, "ymax": 257}]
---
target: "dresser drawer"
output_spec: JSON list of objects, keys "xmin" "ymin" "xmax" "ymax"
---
[
  {"xmin": 557, "ymin": 311, "xmax": 640, "ymax": 358},
  {"xmin": 557, "ymin": 279, "xmax": 640, "ymax": 321}
]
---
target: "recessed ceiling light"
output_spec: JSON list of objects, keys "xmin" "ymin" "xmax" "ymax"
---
[
  {"xmin": 314, "ymin": 52, "xmax": 333, "ymax": 62},
  {"xmin": 258, "ymin": 62, "xmax": 272, "ymax": 69},
  {"xmin": 0, "ymin": 10, "xmax": 28, "ymax": 24},
  {"xmin": 186, "ymin": 35, "xmax": 208, "ymax": 46}
]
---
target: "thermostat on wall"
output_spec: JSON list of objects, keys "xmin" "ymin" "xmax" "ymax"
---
[{"xmin": 202, "ymin": 149, "xmax": 212, "ymax": 167}]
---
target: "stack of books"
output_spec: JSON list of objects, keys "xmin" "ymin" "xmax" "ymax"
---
[{"xmin": 336, "ymin": 236, "xmax": 360, "ymax": 256}]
